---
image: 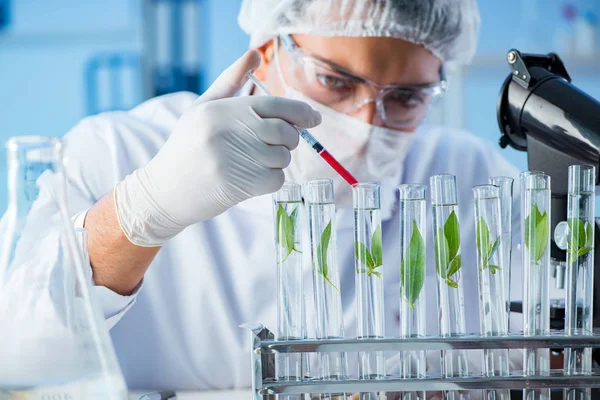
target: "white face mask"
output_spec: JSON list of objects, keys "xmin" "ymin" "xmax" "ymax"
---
[{"xmin": 275, "ymin": 53, "xmax": 416, "ymax": 207}]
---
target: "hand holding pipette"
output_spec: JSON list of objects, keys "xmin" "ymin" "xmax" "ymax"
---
[{"xmin": 245, "ymin": 72, "xmax": 359, "ymax": 186}]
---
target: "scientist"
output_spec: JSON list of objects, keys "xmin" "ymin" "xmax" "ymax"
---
[{"xmin": 45, "ymin": 0, "xmax": 521, "ymax": 390}]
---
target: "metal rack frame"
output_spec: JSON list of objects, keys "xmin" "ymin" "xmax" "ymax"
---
[{"xmin": 242, "ymin": 324, "xmax": 600, "ymax": 398}]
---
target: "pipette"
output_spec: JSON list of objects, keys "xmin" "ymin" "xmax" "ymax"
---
[{"xmin": 245, "ymin": 72, "xmax": 358, "ymax": 186}]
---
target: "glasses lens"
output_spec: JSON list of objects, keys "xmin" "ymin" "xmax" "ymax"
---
[
  {"xmin": 288, "ymin": 57, "xmax": 361, "ymax": 110},
  {"xmin": 381, "ymin": 87, "xmax": 438, "ymax": 127}
]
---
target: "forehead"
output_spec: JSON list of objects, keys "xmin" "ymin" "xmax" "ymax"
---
[{"xmin": 291, "ymin": 34, "xmax": 441, "ymax": 86}]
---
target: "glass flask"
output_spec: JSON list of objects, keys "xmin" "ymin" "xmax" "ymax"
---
[
  {"xmin": 306, "ymin": 179, "xmax": 347, "ymax": 400},
  {"xmin": 430, "ymin": 174, "xmax": 469, "ymax": 400},
  {"xmin": 353, "ymin": 183, "xmax": 384, "ymax": 400},
  {"xmin": 563, "ymin": 165, "xmax": 595, "ymax": 400},
  {"xmin": 473, "ymin": 185, "xmax": 510, "ymax": 400},
  {"xmin": 521, "ymin": 172, "xmax": 551, "ymax": 400},
  {"xmin": 273, "ymin": 182, "xmax": 306, "ymax": 400},
  {"xmin": 397, "ymin": 184, "xmax": 427, "ymax": 400},
  {"xmin": 0, "ymin": 136, "xmax": 127, "ymax": 399}
]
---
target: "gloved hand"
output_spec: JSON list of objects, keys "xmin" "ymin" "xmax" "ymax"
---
[{"xmin": 114, "ymin": 50, "xmax": 322, "ymax": 246}]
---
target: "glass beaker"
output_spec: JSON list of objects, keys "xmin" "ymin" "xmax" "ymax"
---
[
  {"xmin": 306, "ymin": 179, "xmax": 347, "ymax": 399},
  {"xmin": 563, "ymin": 165, "xmax": 595, "ymax": 400},
  {"xmin": 430, "ymin": 174, "xmax": 469, "ymax": 400},
  {"xmin": 0, "ymin": 136, "xmax": 127, "ymax": 399},
  {"xmin": 489, "ymin": 176, "xmax": 514, "ymax": 331},
  {"xmin": 521, "ymin": 172, "xmax": 551, "ymax": 400},
  {"xmin": 398, "ymin": 184, "xmax": 427, "ymax": 400},
  {"xmin": 473, "ymin": 185, "xmax": 510, "ymax": 400},
  {"xmin": 273, "ymin": 182, "xmax": 306, "ymax": 397},
  {"xmin": 353, "ymin": 183, "xmax": 384, "ymax": 400}
]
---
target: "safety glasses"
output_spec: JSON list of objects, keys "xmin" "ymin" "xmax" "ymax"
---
[{"xmin": 276, "ymin": 35, "xmax": 447, "ymax": 129}]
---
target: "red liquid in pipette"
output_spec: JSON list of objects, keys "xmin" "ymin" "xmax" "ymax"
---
[{"xmin": 319, "ymin": 150, "xmax": 358, "ymax": 186}]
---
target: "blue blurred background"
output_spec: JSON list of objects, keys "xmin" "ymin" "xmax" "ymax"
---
[{"xmin": 0, "ymin": 0, "xmax": 599, "ymax": 212}]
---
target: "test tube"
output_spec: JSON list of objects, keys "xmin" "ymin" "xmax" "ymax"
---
[
  {"xmin": 430, "ymin": 174, "xmax": 469, "ymax": 400},
  {"xmin": 353, "ymin": 183, "xmax": 385, "ymax": 399},
  {"xmin": 306, "ymin": 179, "xmax": 347, "ymax": 399},
  {"xmin": 488, "ymin": 176, "xmax": 514, "ymax": 331},
  {"xmin": 273, "ymin": 182, "xmax": 306, "ymax": 394},
  {"xmin": 398, "ymin": 184, "xmax": 427, "ymax": 400},
  {"xmin": 563, "ymin": 165, "xmax": 595, "ymax": 400},
  {"xmin": 473, "ymin": 185, "xmax": 510, "ymax": 400},
  {"xmin": 521, "ymin": 173, "xmax": 551, "ymax": 400}
]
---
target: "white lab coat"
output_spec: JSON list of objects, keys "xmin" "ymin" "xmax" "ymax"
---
[{"xmin": 44, "ymin": 92, "xmax": 525, "ymax": 390}]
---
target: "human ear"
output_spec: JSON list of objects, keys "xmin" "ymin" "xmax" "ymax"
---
[{"xmin": 253, "ymin": 40, "xmax": 275, "ymax": 81}]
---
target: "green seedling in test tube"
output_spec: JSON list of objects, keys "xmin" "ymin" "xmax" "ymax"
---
[
  {"xmin": 434, "ymin": 210, "xmax": 462, "ymax": 287},
  {"xmin": 316, "ymin": 221, "xmax": 338, "ymax": 291},
  {"xmin": 524, "ymin": 204, "xmax": 549, "ymax": 264},
  {"xmin": 355, "ymin": 225, "xmax": 383, "ymax": 278},
  {"xmin": 276, "ymin": 203, "xmax": 301, "ymax": 263},
  {"xmin": 476, "ymin": 216, "xmax": 502, "ymax": 274},
  {"xmin": 401, "ymin": 220, "xmax": 426, "ymax": 309}
]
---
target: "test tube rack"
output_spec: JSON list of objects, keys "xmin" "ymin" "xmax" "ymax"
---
[{"xmin": 243, "ymin": 324, "xmax": 600, "ymax": 398}]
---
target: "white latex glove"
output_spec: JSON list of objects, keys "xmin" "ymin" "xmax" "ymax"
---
[{"xmin": 115, "ymin": 50, "xmax": 322, "ymax": 246}]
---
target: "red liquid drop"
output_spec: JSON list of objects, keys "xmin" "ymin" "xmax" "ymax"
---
[{"xmin": 319, "ymin": 150, "xmax": 358, "ymax": 186}]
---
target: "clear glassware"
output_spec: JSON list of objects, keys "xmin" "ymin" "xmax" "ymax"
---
[
  {"xmin": 0, "ymin": 136, "xmax": 127, "ymax": 399},
  {"xmin": 306, "ymin": 179, "xmax": 347, "ymax": 399},
  {"xmin": 398, "ymin": 184, "xmax": 427, "ymax": 400},
  {"xmin": 489, "ymin": 176, "xmax": 514, "ymax": 331},
  {"xmin": 353, "ymin": 183, "xmax": 385, "ymax": 400},
  {"xmin": 430, "ymin": 174, "xmax": 469, "ymax": 400},
  {"xmin": 521, "ymin": 172, "xmax": 551, "ymax": 400},
  {"xmin": 273, "ymin": 182, "xmax": 306, "ymax": 397},
  {"xmin": 563, "ymin": 165, "xmax": 595, "ymax": 400},
  {"xmin": 473, "ymin": 185, "xmax": 510, "ymax": 400}
]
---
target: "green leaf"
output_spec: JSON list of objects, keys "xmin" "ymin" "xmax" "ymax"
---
[
  {"xmin": 476, "ymin": 216, "xmax": 490, "ymax": 263},
  {"xmin": 578, "ymin": 247, "xmax": 592, "ymax": 258},
  {"xmin": 488, "ymin": 265, "xmax": 502, "ymax": 274},
  {"xmin": 567, "ymin": 218, "xmax": 585, "ymax": 253},
  {"xmin": 585, "ymin": 221, "xmax": 594, "ymax": 249},
  {"xmin": 277, "ymin": 204, "xmax": 294, "ymax": 263},
  {"xmin": 534, "ymin": 211, "xmax": 549, "ymax": 263},
  {"xmin": 447, "ymin": 254, "xmax": 461, "ymax": 278},
  {"xmin": 434, "ymin": 228, "xmax": 450, "ymax": 279},
  {"xmin": 444, "ymin": 210, "xmax": 461, "ymax": 260},
  {"xmin": 370, "ymin": 270, "xmax": 382, "ymax": 279},
  {"xmin": 317, "ymin": 221, "xmax": 337, "ymax": 290},
  {"xmin": 371, "ymin": 226, "xmax": 383, "ymax": 267},
  {"xmin": 487, "ymin": 236, "xmax": 501, "ymax": 261},
  {"xmin": 525, "ymin": 205, "xmax": 549, "ymax": 264},
  {"xmin": 355, "ymin": 241, "xmax": 375, "ymax": 271},
  {"xmin": 401, "ymin": 221, "xmax": 426, "ymax": 307},
  {"xmin": 446, "ymin": 279, "xmax": 458, "ymax": 288}
]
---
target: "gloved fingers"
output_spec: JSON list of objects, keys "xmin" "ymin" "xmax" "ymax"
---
[
  {"xmin": 197, "ymin": 50, "xmax": 261, "ymax": 103},
  {"xmin": 244, "ymin": 95, "xmax": 322, "ymax": 129},
  {"xmin": 258, "ymin": 145, "xmax": 291, "ymax": 169},
  {"xmin": 257, "ymin": 118, "xmax": 300, "ymax": 150},
  {"xmin": 259, "ymin": 168, "xmax": 285, "ymax": 194}
]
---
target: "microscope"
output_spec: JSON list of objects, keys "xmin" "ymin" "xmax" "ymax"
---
[{"xmin": 496, "ymin": 49, "xmax": 600, "ymax": 365}]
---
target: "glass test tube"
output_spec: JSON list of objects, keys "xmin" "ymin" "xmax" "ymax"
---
[
  {"xmin": 306, "ymin": 179, "xmax": 347, "ymax": 398},
  {"xmin": 489, "ymin": 176, "xmax": 514, "ymax": 331},
  {"xmin": 273, "ymin": 182, "xmax": 306, "ymax": 392},
  {"xmin": 473, "ymin": 185, "xmax": 510, "ymax": 400},
  {"xmin": 563, "ymin": 165, "xmax": 595, "ymax": 400},
  {"xmin": 398, "ymin": 184, "xmax": 427, "ymax": 400},
  {"xmin": 522, "ymin": 173, "xmax": 551, "ymax": 400},
  {"xmin": 353, "ymin": 183, "xmax": 385, "ymax": 398},
  {"xmin": 430, "ymin": 174, "xmax": 470, "ymax": 400}
]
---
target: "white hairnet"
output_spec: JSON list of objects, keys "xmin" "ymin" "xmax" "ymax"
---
[{"xmin": 238, "ymin": 0, "xmax": 481, "ymax": 69}]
